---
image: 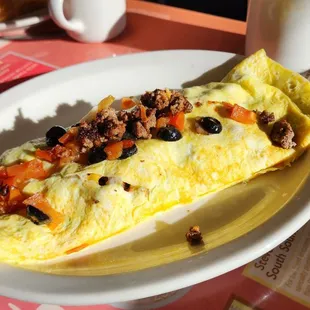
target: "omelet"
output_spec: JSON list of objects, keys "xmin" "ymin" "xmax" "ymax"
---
[{"xmin": 1, "ymin": 49, "xmax": 310, "ymax": 265}]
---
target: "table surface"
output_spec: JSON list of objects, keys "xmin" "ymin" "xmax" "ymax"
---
[
  {"xmin": 0, "ymin": 1, "xmax": 309, "ymax": 310},
  {"xmin": 0, "ymin": 0, "xmax": 246, "ymax": 66}
]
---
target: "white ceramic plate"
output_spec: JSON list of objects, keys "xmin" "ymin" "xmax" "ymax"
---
[{"xmin": 0, "ymin": 50, "xmax": 309, "ymax": 306}]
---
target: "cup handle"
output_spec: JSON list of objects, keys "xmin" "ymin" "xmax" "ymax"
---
[{"xmin": 48, "ymin": 0, "xmax": 84, "ymax": 33}]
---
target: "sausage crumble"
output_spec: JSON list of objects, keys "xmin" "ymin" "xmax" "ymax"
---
[
  {"xmin": 77, "ymin": 89, "xmax": 193, "ymax": 153},
  {"xmin": 123, "ymin": 182, "xmax": 131, "ymax": 192},
  {"xmin": 257, "ymin": 110, "xmax": 275, "ymax": 124},
  {"xmin": 185, "ymin": 226, "xmax": 203, "ymax": 245},
  {"xmin": 140, "ymin": 89, "xmax": 193, "ymax": 116},
  {"xmin": 78, "ymin": 108, "xmax": 126, "ymax": 152},
  {"xmin": 270, "ymin": 119, "xmax": 296, "ymax": 149}
]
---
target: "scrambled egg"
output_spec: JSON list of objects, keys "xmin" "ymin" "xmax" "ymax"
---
[{"xmin": 1, "ymin": 49, "xmax": 310, "ymax": 264}]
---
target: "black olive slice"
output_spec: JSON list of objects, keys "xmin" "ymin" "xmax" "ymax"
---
[
  {"xmin": 97, "ymin": 123, "xmax": 106, "ymax": 135},
  {"xmin": 46, "ymin": 126, "xmax": 67, "ymax": 147},
  {"xmin": 122, "ymin": 131, "xmax": 136, "ymax": 141},
  {"xmin": 0, "ymin": 183, "xmax": 9, "ymax": 196},
  {"xmin": 88, "ymin": 147, "xmax": 107, "ymax": 165},
  {"xmin": 98, "ymin": 176, "xmax": 109, "ymax": 186},
  {"xmin": 197, "ymin": 117, "xmax": 222, "ymax": 134},
  {"xmin": 123, "ymin": 182, "xmax": 131, "ymax": 191},
  {"xmin": 119, "ymin": 144, "xmax": 138, "ymax": 159},
  {"xmin": 157, "ymin": 126, "xmax": 182, "ymax": 141},
  {"xmin": 26, "ymin": 205, "xmax": 50, "ymax": 225}
]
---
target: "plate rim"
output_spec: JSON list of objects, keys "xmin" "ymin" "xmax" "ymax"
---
[{"xmin": 0, "ymin": 49, "xmax": 309, "ymax": 306}]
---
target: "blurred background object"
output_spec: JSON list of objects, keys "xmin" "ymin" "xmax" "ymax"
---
[
  {"xmin": 0, "ymin": 0, "xmax": 248, "ymax": 40},
  {"xmin": 0, "ymin": 0, "xmax": 248, "ymax": 23},
  {"xmin": 145, "ymin": 0, "xmax": 248, "ymax": 21},
  {"xmin": 0, "ymin": 0, "xmax": 47, "ymax": 22}
]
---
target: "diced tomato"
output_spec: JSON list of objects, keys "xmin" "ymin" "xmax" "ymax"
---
[
  {"xmin": 23, "ymin": 193, "xmax": 64, "ymax": 230},
  {"xmin": 230, "ymin": 104, "xmax": 257, "ymax": 124},
  {"xmin": 169, "ymin": 112, "xmax": 185, "ymax": 131},
  {"xmin": 0, "ymin": 166, "xmax": 7, "ymax": 179},
  {"xmin": 223, "ymin": 102, "xmax": 234, "ymax": 111},
  {"xmin": 51, "ymin": 144, "xmax": 70, "ymax": 157},
  {"xmin": 50, "ymin": 145, "xmax": 72, "ymax": 167},
  {"xmin": 7, "ymin": 163, "xmax": 26, "ymax": 178},
  {"xmin": 15, "ymin": 207, "xmax": 27, "ymax": 217},
  {"xmin": 122, "ymin": 140, "xmax": 135, "ymax": 149},
  {"xmin": 121, "ymin": 97, "xmax": 136, "ymax": 110},
  {"xmin": 0, "ymin": 185, "xmax": 24, "ymax": 214},
  {"xmin": 65, "ymin": 141, "xmax": 80, "ymax": 155},
  {"xmin": 58, "ymin": 156, "xmax": 74, "ymax": 167},
  {"xmin": 23, "ymin": 193, "xmax": 38, "ymax": 206},
  {"xmin": 35, "ymin": 149, "xmax": 56, "ymax": 163},
  {"xmin": 156, "ymin": 117, "xmax": 170, "ymax": 129},
  {"xmin": 9, "ymin": 187, "xmax": 23, "ymax": 202},
  {"xmin": 58, "ymin": 126, "xmax": 79, "ymax": 145},
  {"xmin": 140, "ymin": 105, "xmax": 148, "ymax": 122},
  {"xmin": 25, "ymin": 159, "xmax": 48, "ymax": 180},
  {"xmin": 104, "ymin": 141, "xmax": 123, "ymax": 160},
  {"xmin": 68, "ymin": 126, "xmax": 79, "ymax": 136},
  {"xmin": 4, "ymin": 176, "xmax": 20, "ymax": 187},
  {"xmin": 66, "ymin": 243, "xmax": 89, "ymax": 255},
  {"xmin": 6, "ymin": 159, "xmax": 47, "ymax": 185},
  {"xmin": 58, "ymin": 132, "xmax": 73, "ymax": 145},
  {"xmin": 63, "ymin": 140, "xmax": 84, "ymax": 164},
  {"xmin": 57, "ymin": 142, "xmax": 81, "ymax": 166},
  {"xmin": 2, "ymin": 201, "xmax": 24, "ymax": 215}
]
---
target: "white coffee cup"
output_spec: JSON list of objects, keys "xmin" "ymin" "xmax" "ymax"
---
[
  {"xmin": 246, "ymin": 0, "xmax": 310, "ymax": 73},
  {"xmin": 48, "ymin": 0, "xmax": 126, "ymax": 43}
]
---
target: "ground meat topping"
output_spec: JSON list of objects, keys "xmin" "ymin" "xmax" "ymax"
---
[
  {"xmin": 67, "ymin": 89, "xmax": 192, "ymax": 157},
  {"xmin": 96, "ymin": 108, "xmax": 126, "ymax": 141},
  {"xmin": 52, "ymin": 144, "xmax": 73, "ymax": 158},
  {"xmin": 270, "ymin": 119, "xmax": 296, "ymax": 149},
  {"xmin": 78, "ymin": 121, "xmax": 104, "ymax": 151},
  {"xmin": 140, "ymin": 89, "xmax": 193, "ymax": 116},
  {"xmin": 257, "ymin": 110, "xmax": 275, "ymax": 124},
  {"xmin": 118, "ymin": 110, "xmax": 130, "ymax": 123},
  {"xmin": 169, "ymin": 91, "xmax": 193, "ymax": 115},
  {"xmin": 185, "ymin": 226, "xmax": 203, "ymax": 245},
  {"xmin": 143, "ymin": 108, "xmax": 157, "ymax": 130},
  {"xmin": 118, "ymin": 106, "xmax": 157, "ymax": 140},
  {"xmin": 77, "ymin": 108, "xmax": 126, "ymax": 152},
  {"xmin": 140, "ymin": 89, "xmax": 170, "ymax": 110},
  {"xmin": 132, "ymin": 121, "xmax": 151, "ymax": 139}
]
